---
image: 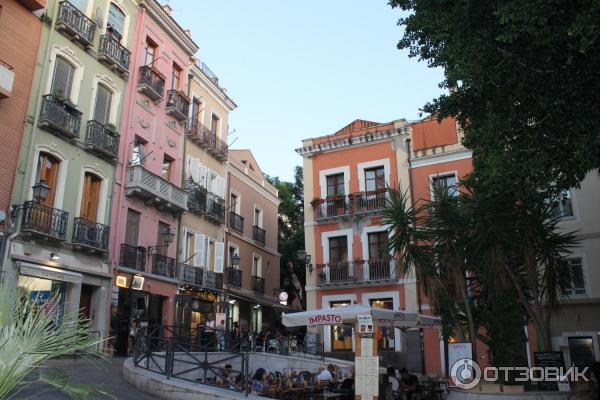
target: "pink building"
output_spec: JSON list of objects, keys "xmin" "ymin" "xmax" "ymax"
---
[{"xmin": 108, "ymin": 0, "xmax": 198, "ymax": 356}]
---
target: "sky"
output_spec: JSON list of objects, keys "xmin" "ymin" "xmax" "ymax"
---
[{"xmin": 168, "ymin": 1, "xmax": 445, "ymax": 181}]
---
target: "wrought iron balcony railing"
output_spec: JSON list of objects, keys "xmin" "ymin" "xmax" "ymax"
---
[
  {"xmin": 125, "ymin": 165, "xmax": 188, "ymax": 214},
  {"xmin": 349, "ymin": 189, "xmax": 388, "ymax": 215},
  {"xmin": 98, "ymin": 34, "xmax": 131, "ymax": 76},
  {"xmin": 206, "ymin": 192, "xmax": 225, "ymax": 224},
  {"xmin": 152, "ymin": 254, "xmax": 176, "ymax": 278},
  {"xmin": 137, "ymin": 65, "xmax": 165, "ymax": 101},
  {"xmin": 226, "ymin": 267, "xmax": 242, "ymax": 288},
  {"xmin": 119, "ymin": 243, "xmax": 146, "ymax": 271},
  {"xmin": 38, "ymin": 94, "xmax": 82, "ymax": 139},
  {"xmin": 72, "ymin": 217, "xmax": 109, "ymax": 252},
  {"xmin": 166, "ymin": 90, "xmax": 190, "ymax": 122},
  {"xmin": 229, "ymin": 211, "xmax": 244, "ymax": 234},
  {"xmin": 188, "ymin": 121, "xmax": 228, "ymax": 162},
  {"xmin": 56, "ymin": 1, "xmax": 96, "ymax": 48},
  {"xmin": 20, "ymin": 201, "xmax": 68, "ymax": 241},
  {"xmin": 84, "ymin": 120, "xmax": 119, "ymax": 160},
  {"xmin": 315, "ymin": 259, "xmax": 398, "ymax": 286},
  {"xmin": 178, "ymin": 265, "xmax": 223, "ymax": 291},
  {"xmin": 186, "ymin": 179, "xmax": 207, "ymax": 215},
  {"xmin": 251, "ymin": 275, "xmax": 265, "ymax": 294},
  {"xmin": 312, "ymin": 189, "xmax": 389, "ymax": 221},
  {"xmin": 252, "ymin": 225, "xmax": 266, "ymax": 246}
]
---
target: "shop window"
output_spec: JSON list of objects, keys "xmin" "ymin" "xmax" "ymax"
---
[
  {"xmin": 80, "ymin": 172, "xmax": 102, "ymax": 221},
  {"xmin": 330, "ymin": 301, "xmax": 353, "ymax": 351},
  {"xmin": 370, "ymin": 298, "xmax": 395, "ymax": 350},
  {"xmin": 35, "ymin": 152, "xmax": 60, "ymax": 206}
]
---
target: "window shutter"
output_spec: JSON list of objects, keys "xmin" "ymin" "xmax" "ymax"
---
[
  {"xmin": 214, "ymin": 242, "xmax": 224, "ymax": 273},
  {"xmin": 93, "ymin": 84, "xmax": 112, "ymax": 124},
  {"xmin": 194, "ymin": 233, "xmax": 206, "ymax": 267},
  {"xmin": 51, "ymin": 56, "xmax": 74, "ymax": 99},
  {"xmin": 198, "ymin": 164, "xmax": 208, "ymax": 188},
  {"xmin": 107, "ymin": 3, "xmax": 126, "ymax": 38},
  {"xmin": 190, "ymin": 157, "xmax": 200, "ymax": 182},
  {"xmin": 70, "ymin": 0, "xmax": 87, "ymax": 11}
]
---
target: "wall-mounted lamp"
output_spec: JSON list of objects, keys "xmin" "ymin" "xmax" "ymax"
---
[
  {"xmin": 297, "ymin": 249, "xmax": 312, "ymax": 273},
  {"xmin": 50, "ymin": 252, "xmax": 60, "ymax": 262},
  {"xmin": 32, "ymin": 180, "xmax": 50, "ymax": 203}
]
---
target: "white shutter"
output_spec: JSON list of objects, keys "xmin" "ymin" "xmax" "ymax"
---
[
  {"xmin": 194, "ymin": 233, "xmax": 206, "ymax": 267},
  {"xmin": 198, "ymin": 165, "xmax": 208, "ymax": 188},
  {"xmin": 219, "ymin": 176, "xmax": 226, "ymax": 198},
  {"xmin": 214, "ymin": 242, "xmax": 224, "ymax": 273},
  {"xmin": 182, "ymin": 227, "xmax": 189, "ymax": 260},
  {"xmin": 189, "ymin": 156, "xmax": 200, "ymax": 182}
]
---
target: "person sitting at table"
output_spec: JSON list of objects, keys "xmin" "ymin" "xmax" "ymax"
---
[
  {"xmin": 252, "ymin": 368, "xmax": 267, "ymax": 394},
  {"xmin": 317, "ymin": 364, "xmax": 335, "ymax": 384},
  {"xmin": 387, "ymin": 366, "xmax": 400, "ymax": 393},
  {"xmin": 399, "ymin": 368, "xmax": 419, "ymax": 400},
  {"xmin": 220, "ymin": 364, "xmax": 237, "ymax": 386}
]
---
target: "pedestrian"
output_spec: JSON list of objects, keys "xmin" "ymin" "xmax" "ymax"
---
[
  {"xmin": 399, "ymin": 368, "xmax": 418, "ymax": 400},
  {"xmin": 216, "ymin": 319, "xmax": 226, "ymax": 351}
]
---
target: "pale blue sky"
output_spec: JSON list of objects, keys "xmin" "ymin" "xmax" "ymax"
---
[{"xmin": 168, "ymin": 1, "xmax": 445, "ymax": 181}]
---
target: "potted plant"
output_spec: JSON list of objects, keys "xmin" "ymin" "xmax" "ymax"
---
[{"xmin": 104, "ymin": 122, "xmax": 119, "ymax": 134}]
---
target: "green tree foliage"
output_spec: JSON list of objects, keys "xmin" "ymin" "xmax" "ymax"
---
[{"xmin": 389, "ymin": 0, "xmax": 600, "ymax": 195}]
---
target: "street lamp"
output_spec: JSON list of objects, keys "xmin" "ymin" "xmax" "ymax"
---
[
  {"xmin": 297, "ymin": 249, "xmax": 312, "ymax": 273},
  {"xmin": 32, "ymin": 180, "xmax": 50, "ymax": 203},
  {"xmin": 162, "ymin": 226, "xmax": 175, "ymax": 245}
]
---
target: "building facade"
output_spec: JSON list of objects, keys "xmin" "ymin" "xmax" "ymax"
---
[
  {"xmin": 175, "ymin": 59, "xmax": 236, "ymax": 336},
  {"xmin": 225, "ymin": 149, "xmax": 283, "ymax": 334},
  {"xmin": 5, "ymin": 0, "xmax": 137, "ymax": 342},
  {"xmin": 107, "ymin": 0, "xmax": 197, "ymax": 356}
]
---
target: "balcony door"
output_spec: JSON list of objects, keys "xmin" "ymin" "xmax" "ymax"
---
[
  {"xmin": 328, "ymin": 236, "xmax": 349, "ymax": 282},
  {"xmin": 80, "ymin": 172, "xmax": 102, "ymax": 221},
  {"xmin": 35, "ymin": 152, "xmax": 60, "ymax": 206},
  {"xmin": 51, "ymin": 56, "xmax": 75, "ymax": 99},
  {"xmin": 211, "ymin": 113, "xmax": 219, "ymax": 137},
  {"xmin": 190, "ymin": 97, "xmax": 201, "ymax": 130},
  {"xmin": 93, "ymin": 84, "xmax": 112, "ymax": 125},
  {"xmin": 368, "ymin": 231, "xmax": 389, "ymax": 280},
  {"xmin": 156, "ymin": 222, "xmax": 170, "ymax": 256},
  {"xmin": 107, "ymin": 2, "xmax": 126, "ymax": 40},
  {"xmin": 124, "ymin": 209, "xmax": 140, "ymax": 246}
]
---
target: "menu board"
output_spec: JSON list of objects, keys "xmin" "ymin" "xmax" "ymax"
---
[
  {"xmin": 534, "ymin": 352, "xmax": 565, "ymax": 391},
  {"xmin": 448, "ymin": 342, "xmax": 473, "ymax": 387}
]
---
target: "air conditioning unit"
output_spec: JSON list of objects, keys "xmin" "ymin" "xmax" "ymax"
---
[{"xmin": 0, "ymin": 61, "xmax": 15, "ymax": 99}]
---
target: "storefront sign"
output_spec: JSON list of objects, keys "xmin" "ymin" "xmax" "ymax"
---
[
  {"xmin": 534, "ymin": 352, "xmax": 565, "ymax": 391},
  {"xmin": 131, "ymin": 275, "xmax": 144, "ymax": 290},
  {"xmin": 19, "ymin": 262, "xmax": 82, "ymax": 284},
  {"xmin": 197, "ymin": 291, "xmax": 218, "ymax": 302},
  {"xmin": 115, "ymin": 275, "xmax": 129, "ymax": 288},
  {"xmin": 308, "ymin": 314, "xmax": 342, "ymax": 324}
]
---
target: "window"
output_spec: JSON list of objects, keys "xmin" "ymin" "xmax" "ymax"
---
[
  {"xmin": 253, "ymin": 256, "xmax": 261, "ymax": 277},
  {"xmin": 431, "ymin": 173, "xmax": 458, "ymax": 197},
  {"xmin": 326, "ymin": 173, "xmax": 345, "ymax": 198},
  {"xmin": 144, "ymin": 38, "xmax": 157, "ymax": 66},
  {"xmin": 551, "ymin": 190, "xmax": 574, "ymax": 218},
  {"xmin": 51, "ymin": 56, "xmax": 75, "ymax": 99},
  {"xmin": 370, "ymin": 298, "xmax": 394, "ymax": 350},
  {"xmin": 156, "ymin": 222, "xmax": 170, "ymax": 256},
  {"xmin": 185, "ymin": 231, "xmax": 195, "ymax": 261},
  {"xmin": 107, "ymin": 3, "xmax": 126, "ymax": 40},
  {"xmin": 211, "ymin": 113, "xmax": 219, "ymax": 136},
  {"xmin": 80, "ymin": 172, "xmax": 102, "ymax": 221},
  {"xmin": 564, "ymin": 258, "xmax": 585, "ymax": 295},
  {"xmin": 368, "ymin": 232, "xmax": 388, "ymax": 260},
  {"xmin": 328, "ymin": 236, "xmax": 348, "ymax": 265},
  {"xmin": 365, "ymin": 167, "xmax": 385, "ymax": 192},
  {"xmin": 230, "ymin": 193, "xmax": 238, "ymax": 213},
  {"xmin": 35, "ymin": 152, "xmax": 60, "ymax": 206},
  {"xmin": 131, "ymin": 139, "xmax": 145, "ymax": 166},
  {"xmin": 161, "ymin": 155, "xmax": 173, "ymax": 181},
  {"xmin": 229, "ymin": 246, "xmax": 238, "ymax": 269},
  {"xmin": 93, "ymin": 84, "xmax": 112, "ymax": 124},
  {"xmin": 254, "ymin": 208, "xmax": 262, "ymax": 227},
  {"xmin": 69, "ymin": 0, "xmax": 86, "ymax": 11},
  {"xmin": 207, "ymin": 170, "xmax": 219, "ymax": 194},
  {"xmin": 330, "ymin": 301, "xmax": 353, "ymax": 351},
  {"xmin": 171, "ymin": 63, "xmax": 182, "ymax": 90},
  {"xmin": 124, "ymin": 209, "xmax": 140, "ymax": 246},
  {"xmin": 190, "ymin": 97, "xmax": 201, "ymax": 129}
]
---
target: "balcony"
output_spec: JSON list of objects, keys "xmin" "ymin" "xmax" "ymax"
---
[
  {"xmin": 84, "ymin": 120, "xmax": 119, "ymax": 160},
  {"xmin": 38, "ymin": 94, "xmax": 82, "ymax": 140},
  {"xmin": 251, "ymin": 275, "xmax": 265, "ymax": 294},
  {"xmin": 20, "ymin": 201, "xmax": 68, "ymax": 241},
  {"xmin": 206, "ymin": 192, "xmax": 225, "ymax": 224},
  {"xmin": 72, "ymin": 217, "xmax": 109, "ymax": 252},
  {"xmin": 151, "ymin": 254, "xmax": 176, "ymax": 278},
  {"xmin": 125, "ymin": 165, "xmax": 188, "ymax": 214},
  {"xmin": 179, "ymin": 265, "xmax": 223, "ymax": 291},
  {"xmin": 119, "ymin": 243, "xmax": 146, "ymax": 272},
  {"xmin": 188, "ymin": 123, "xmax": 228, "ymax": 162},
  {"xmin": 229, "ymin": 211, "xmax": 244, "ymax": 234},
  {"xmin": 0, "ymin": 60, "xmax": 15, "ymax": 99},
  {"xmin": 98, "ymin": 34, "xmax": 131, "ymax": 77},
  {"xmin": 313, "ymin": 189, "xmax": 389, "ymax": 222},
  {"xmin": 316, "ymin": 259, "xmax": 398, "ymax": 286},
  {"xmin": 226, "ymin": 267, "xmax": 242, "ymax": 288},
  {"xmin": 137, "ymin": 66, "xmax": 165, "ymax": 102},
  {"xmin": 55, "ymin": 1, "xmax": 96, "ymax": 48},
  {"xmin": 166, "ymin": 90, "xmax": 190, "ymax": 122},
  {"xmin": 186, "ymin": 179, "xmax": 207, "ymax": 215},
  {"xmin": 253, "ymin": 225, "xmax": 266, "ymax": 246}
]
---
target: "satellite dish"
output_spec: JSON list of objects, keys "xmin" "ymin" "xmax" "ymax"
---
[{"xmin": 94, "ymin": 7, "xmax": 103, "ymax": 27}]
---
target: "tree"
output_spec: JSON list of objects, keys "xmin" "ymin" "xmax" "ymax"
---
[{"xmin": 389, "ymin": 0, "xmax": 600, "ymax": 195}]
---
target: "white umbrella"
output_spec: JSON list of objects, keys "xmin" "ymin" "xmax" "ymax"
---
[{"xmin": 282, "ymin": 304, "xmax": 441, "ymax": 328}]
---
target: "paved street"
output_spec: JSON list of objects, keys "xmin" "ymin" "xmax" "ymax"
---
[{"xmin": 9, "ymin": 358, "xmax": 158, "ymax": 400}]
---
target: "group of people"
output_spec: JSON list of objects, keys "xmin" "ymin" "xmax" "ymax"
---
[{"xmin": 387, "ymin": 367, "xmax": 419, "ymax": 399}]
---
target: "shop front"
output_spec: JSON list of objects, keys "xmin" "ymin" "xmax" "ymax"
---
[{"xmin": 174, "ymin": 288, "xmax": 221, "ymax": 341}]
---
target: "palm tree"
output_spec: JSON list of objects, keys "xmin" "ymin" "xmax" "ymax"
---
[{"xmin": 0, "ymin": 282, "xmax": 108, "ymax": 399}]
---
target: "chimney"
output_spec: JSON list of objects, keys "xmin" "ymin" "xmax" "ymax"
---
[{"xmin": 162, "ymin": 4, "xmax": 172, "ymax": 15}]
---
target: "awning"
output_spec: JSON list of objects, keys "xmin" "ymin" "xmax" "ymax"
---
[
  {"xmin": 282, "ymin": 304, "xmax": 441, "ymax": 328},
  {"xmin": 18, "ymin": 261, "xmax": 83, "ymax": 284}
]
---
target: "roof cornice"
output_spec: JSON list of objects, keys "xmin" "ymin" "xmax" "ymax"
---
[
  {"xmin": 142, "ymin": 0, "xmax": 199, "ymax": 56},
  {"xmin": 190, "ymin": 64, "xmax": 237, "ymax": 111}
]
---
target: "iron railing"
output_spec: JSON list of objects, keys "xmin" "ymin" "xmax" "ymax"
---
[
  {"xmin": 152, "ymin": 254, "xmax": 176, "ymax": 278},
  {"xmin": 72, "ymin": 217, "xmax": 109, "ymax": 251},
  {"xmin": 186, "ymin": 179, "xmax": 208, "ymax": 214},
  {"xmin": 349, "ymin": 189, "xmax": 388, "ymax": 214},
  {"xmin": 313, "ymin": 189, "xmax": 389, "ymax": 221},
  {"xmin": 315, "ymin": 259, "xmax": 397, "ymax": 285},
  {"xmin": 38, "ymin": 94, "xmax": 82, "ymax": 139},
  {"xmin": 226, "ymin": 267, "xmax": 242, "ymax": 288},
  {"xmin": 21, "ymin": 201, "xmax": 68, "ymax": 240},
  {"xmin": 206, "ymin": 192, "xmax": 225, "ymax": 224},
  {"xmin": 120, "ymin": 243, "xmax": 146, "ymax": 271},
  {"xmin": 252, "ymin": 225, "xmax": 266, "ymax": 245},
  {"xmin": 165, "ymin": 90, "xmax": 189, "ymax": 121},
  {"xmin": 98, "ymin": 34, "xmax": 131, "ymax": 73},
  {"xmin": 85, "ymin": 120, "xmax": 119, "ymax": 159},
  {"xmin": 178, "ymin": 264, "xmax": 204, "ymax": 287},
  {"xmin": 56, "ymin": 1, "xmax": 96, "ymax": 47},
  {"xmin": 189, "ymin": 123, "xmax": 228, "ymax": 161},
  {"xmin": 138, "ymin": 65, "xmax": 165, "ymax": 100},
  {"xmin": 229, "ymin": 211, "xmax": 244, "ymax": 234},
  {"xmin": 251, "ymin": 275, "xmax": 265, "ymax": 294}
]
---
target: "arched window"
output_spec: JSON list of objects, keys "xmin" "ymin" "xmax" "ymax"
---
[
  {"xmin": 51, "ymin": 56, "xmax": 75, "ymax": 99},
  {"xmin": 80, "ymin": 172, "xmax": 102, "ymax": 221},
  {"xmin": 107, "ymin": 3, "xmax": 126, "ymax": 40},
  {"xmin": 35, "ymin": 152, "xmax": 61, "ymax": 206}
]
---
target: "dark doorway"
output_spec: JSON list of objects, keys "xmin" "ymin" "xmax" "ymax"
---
[{"xmin": 80, "ymin": 284, "xmax": 93, "ymax": 320}]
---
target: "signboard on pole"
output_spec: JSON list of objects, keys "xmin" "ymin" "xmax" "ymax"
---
[
  {"xmin": 448, "ymin": 342, "xmax": 473, "ymax": 387},
  {"xmin": 357, "ymin": 314, "xmax": 374, "ymax": 337}
]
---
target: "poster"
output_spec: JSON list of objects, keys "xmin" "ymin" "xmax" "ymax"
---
[
  {"xmin": 448, "ymin": 342, "xmax": 473, "ymax": 387},
  {"xmin": 534, "ymin": 352, "xmax": 565, "ymax": 391}
]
